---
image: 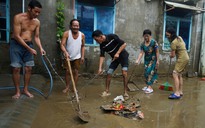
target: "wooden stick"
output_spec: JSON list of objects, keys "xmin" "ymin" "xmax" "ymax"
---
[{"xmin": 66, "ymin": 59, "xmax": 81, "ymax": 110}]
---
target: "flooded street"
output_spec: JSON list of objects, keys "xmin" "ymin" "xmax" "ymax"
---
[{"xmin": 1, "ymin": 74, "xmax": 205, "ymax": 128}]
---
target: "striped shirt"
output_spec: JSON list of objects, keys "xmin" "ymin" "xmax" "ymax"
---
[{"xmin": 100, "ymin": 34, "xmax": 126, "ymax": 58}]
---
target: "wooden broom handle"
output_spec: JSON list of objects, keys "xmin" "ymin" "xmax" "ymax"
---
[{"xmin": 66, "ymin": 59, "xmax": 80, "ymax": 103}]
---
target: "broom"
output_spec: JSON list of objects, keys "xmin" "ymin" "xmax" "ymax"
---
[{"xmin": 159, "ymin": 58, "xmax": 173, "ymax": 91}]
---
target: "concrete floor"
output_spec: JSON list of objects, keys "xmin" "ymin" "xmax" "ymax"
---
[{"xmin": 0, "ymin": 74, "xmax": 205, "ymax": 128}]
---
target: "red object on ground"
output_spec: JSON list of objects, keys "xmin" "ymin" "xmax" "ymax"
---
[
  {"xmin": 159, "ymin": 85, "xmax": 173, "ymax": 91},
  {"xmin": 119, "ymin": 104, "xmax": 124, "ymax": 110},
  {"xmin": 201, "ymin": 78, "xmax": 205, "ymax": 81}
]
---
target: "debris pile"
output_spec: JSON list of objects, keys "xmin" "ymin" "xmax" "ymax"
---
[{"xmin": 101, "ymin": 95, "xmax": 144, "ymax": 120}]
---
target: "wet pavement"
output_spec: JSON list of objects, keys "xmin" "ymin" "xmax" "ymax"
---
[{"xmin": 0, "ymin": 74, "xmax": 205, "ymax": 128}]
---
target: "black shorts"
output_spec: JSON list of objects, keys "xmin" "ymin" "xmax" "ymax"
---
[{"xmin": 109, "ymin": 50, "xmax": 129, "ymax": 72}]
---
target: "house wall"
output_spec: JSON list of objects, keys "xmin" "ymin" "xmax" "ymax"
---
[
  {"xmin": 200, "ymin": 0, "xmax": 205, "ymax": 76},
  {"xmin": 114, "ymin": 0, "xmax": 165, "ymax": 74},
  {"xmin": 0, "ymin": 0, "xmax": 22, "ymax": 73},
  {"xmin": 81, "ymin": 0, "xmax": 173, "ymax": 75},
  {"xmin": 190, "ymin": 8, "xmax": 203, "ymax": 75},
  {"xmin": 201, "ymin": 11, "xmax": 205, "ymax": 76},
  {"xmin": 0, "ymin": 0, "xmax": 203, "ymax": 76},
  {"xmin": 0, "ymin": 0, "xmax": 73, "ymax": 74}
]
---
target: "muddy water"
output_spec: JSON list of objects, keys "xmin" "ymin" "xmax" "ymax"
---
[
  {"xmin": 1, "ymin": 74, "xmax": 205, "ymax": 128},
  {"xmin": 0, "ymin": 74, "xmax": 44, "ymax": 128}
]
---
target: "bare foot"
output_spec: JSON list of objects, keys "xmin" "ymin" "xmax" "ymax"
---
[
  {"xmin": 12, "ymin": 93, "xmax": 21, "ymax": 99},
  {"xmin": 62, "ymin": 88, "xmax": 69, "ymax": 93},
  {"xmin": 22, "ymin": 91, "xmax": 34, "ymax": 98},
  {"xmin": 123, "ymin": 93, "xmax": 129, "ymax": 100}
]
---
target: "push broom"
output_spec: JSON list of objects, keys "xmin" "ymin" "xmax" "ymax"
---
[{"xmin": 159, "ymin": 58, "xmax": 173, "ymax": 91}]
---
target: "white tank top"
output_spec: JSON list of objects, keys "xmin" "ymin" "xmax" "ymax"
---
[{"xmin": 66, "ymin": 30, "xmax": 82, "ymax": 61}]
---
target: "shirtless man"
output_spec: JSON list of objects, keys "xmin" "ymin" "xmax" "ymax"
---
[
  {"xmin": 60, "ymin": 19, "xmax": 85, "ymax": 93},
  {"xmin": 10, "ymin": 0, "xmax": 45, "ymax": 99}
]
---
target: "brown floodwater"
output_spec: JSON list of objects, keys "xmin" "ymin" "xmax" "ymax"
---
[{"xmin": 0, "ymin": 74, "xmax": 205, "ymax": 128}]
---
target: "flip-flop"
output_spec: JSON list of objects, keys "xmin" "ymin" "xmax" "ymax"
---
[
  {"xmin": 142, "ymin": 86, "xmax": 148, "ymax": 91},
  {"xmin": 168, "ymin": 93, "xmax": 180, "ymax": 99},
  {"xmin": 171, "ymin": 92, "xmax": 183, "ymax": 97},
  {"xmin": 144, "ymin": 88, "xmax": 153, "ymax": 94}
]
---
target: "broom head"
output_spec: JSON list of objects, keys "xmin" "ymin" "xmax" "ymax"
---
[{"xmin": 159, "ymin": 82, "xmax": 173, "ymax": 91}]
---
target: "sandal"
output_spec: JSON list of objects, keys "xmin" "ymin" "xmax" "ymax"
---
[
  {"xmin": 168, "ymin": 93, "xmax": 181, "ymax": 99},
  {"xmin": 101, "ymin": 91, "xmax": 111, "ymax": 97},
  {"xmin": 144, "ymin": 88, "xmax": 153, "ymax": 94},
  {"xmin": 170, "ymin": 92, "xmax": 183, "ymax": 97}
]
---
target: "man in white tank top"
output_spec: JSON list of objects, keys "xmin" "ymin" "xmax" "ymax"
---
[{"xmin": 60, "ymin": 19, "xmax": 85, "ymax": 93}]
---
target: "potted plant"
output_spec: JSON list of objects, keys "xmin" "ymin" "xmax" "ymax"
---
[{"xmin": 56, "ymin": 0, "xmax": 65, "ymax": 44}]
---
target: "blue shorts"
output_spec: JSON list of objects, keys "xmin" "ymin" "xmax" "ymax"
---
[
  {"xmin": 107, "ymin": 50, "xmax": 129, "ymax": 74},
  {"xmin": 10, "ymin": 39, "xmax": 34, "ymax": 68}
]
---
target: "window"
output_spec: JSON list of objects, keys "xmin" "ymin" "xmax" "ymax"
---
[
  {"xmin": 76, "ymin": 0, "xmax": 115, "ymax": 45},
  {"xmin": 77, "ymin": 5, "xmax": 94, "ymax": 45},
  {"xmin": 163, "ymin": 6, "xmax": 192, "ymax": 51},
  {"xmin": 0, "ymin": 0, "xmax": 10, "ymax": 43}
]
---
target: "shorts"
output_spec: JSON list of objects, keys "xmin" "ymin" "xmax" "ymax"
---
[
  {"xmin": 107, "ymin": 50, "xmax": 129, "ymax": 74},
  {"xmin": 62, "ymin": 58, "xmax": 81, "ymax": 70},
  {"xmin": 10, "ymin": 39, "xmax": 34, "ymax": 68}
]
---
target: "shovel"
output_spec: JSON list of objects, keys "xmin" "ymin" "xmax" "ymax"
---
[
  {"xmin": 66, "ymin": 59, "xmax": 90, "ymax": 122},
  {"xmin": 127, "ymin": 65, "xmax": 140, "ymax": 91}
]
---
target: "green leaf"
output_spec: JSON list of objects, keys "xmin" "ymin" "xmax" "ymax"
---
[{"xmin": 56, "ymin": 0, "xmax": 65, "ymax": 41}]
